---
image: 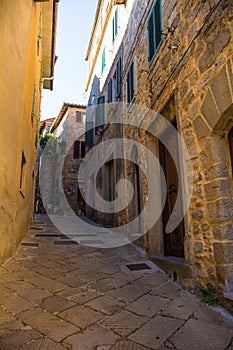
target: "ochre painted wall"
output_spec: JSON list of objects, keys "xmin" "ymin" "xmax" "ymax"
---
[{"xmin": 0, "ymin": 0, "xmax": 43, "ymax": 263}]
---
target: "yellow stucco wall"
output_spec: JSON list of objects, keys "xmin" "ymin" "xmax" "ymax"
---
[{"xmin": 0, "ymin": 0, "xmax": 43, "ymax": 263}]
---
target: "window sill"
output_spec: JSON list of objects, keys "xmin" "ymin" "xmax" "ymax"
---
[
  {"xmin": 127, "ymin": 96, "xmax": 136, "ymax": 111},
  {"xmin": 148, "ymin": 40, "xmax": 163, "ymax": 68}
]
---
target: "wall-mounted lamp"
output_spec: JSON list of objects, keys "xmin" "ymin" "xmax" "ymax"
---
[{"xmin": 168, "ymin": 45, "xmax": 178, "ymax": 50}]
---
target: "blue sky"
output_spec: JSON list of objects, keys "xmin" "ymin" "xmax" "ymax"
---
[{"xmin": 41, "ymin": 0, "xmax": 97, "ymax": 120}]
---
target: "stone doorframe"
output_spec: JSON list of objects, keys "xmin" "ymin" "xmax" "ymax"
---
[
  {"xmin": 145, "ymin": 94, "xmax": 189, "ymax": 259},
  {"xmin": 196, "ymin": 59, "xmax": 233, "ymax": 295}
]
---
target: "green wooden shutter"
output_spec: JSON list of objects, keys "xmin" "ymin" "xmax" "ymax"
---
[
  {"xmin": 101, "ymin": 47, "xmax": 106, "ymax": 73},
  {"xmin": 154, "ymin": 0, "xmax": 162, "ymax": 48},
  {"xmin": 112, "ymin": 16, "xmax": 115, "ymax": 43},
  {"xmin": 97, "ymin": 96, "xmax": 105, "ymax": 126},
  {"xmin": 130, "ymin": 61, "xmax": 134, "ymax": 102},
  {"xmin": 147, "ymin": 13, "xmax": 154, "ymax": 62},
  {"xmin": 116, "ymin": 57, "xmax": 121, "ymax": 97},
  {"xmin": 127, "ymin": 60, "xmax": 134, "ymax": 105}
]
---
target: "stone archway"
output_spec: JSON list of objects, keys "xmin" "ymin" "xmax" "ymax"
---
[{"xmin": 197, "ymin": 59, "xmax": 233, "ymax": 296}]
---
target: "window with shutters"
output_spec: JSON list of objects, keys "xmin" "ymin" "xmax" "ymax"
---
[
  {"xmin": 96, "ymin": 96, "xmax": 105, "ymax": 134},
  {"xmin": 101, "ymin": 47, "xmax": 106, "ymax": 73},
  {"xmin": 116, "ymin": 57, "xmax": 121, "ymax": 98},
  {"xmin": 76, "ymin": 111, "xmax": 82, "ymax": 122},
  {"xmin": 126, "ymin": 59, "xmax": 134, "ymax": 106},
  {"xmin": 112, "ymin": 8, "xmax": 118, "ymax": 43},
  {"xmin": 147, "ymin": 0, "xmax": 162, "ymax": 64},
  {"xmin": 108, "ymin": 79, "xmax": 113, "ymax": 103},
  {"xmin": 73, "ymin": 141, "xmax": 85, "ymax": 159}
]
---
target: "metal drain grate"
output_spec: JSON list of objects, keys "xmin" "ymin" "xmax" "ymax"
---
[
  {"xmin": 35, "ymin": 233, "xmax": 66, "ymax": 238},
  {"xmin": 79, "ymin": 239, "xmax": 105, "ymax": 245},
  {"xmin": 21, "ymin": 242, "xmax": 39, "ymax": 247},
  {"xmin": 30, "ymin": 227, "xmax": 43, "ymax": 231},
  {"xmin": 54, "ymin": 240, "xmax": 78, "ymax": 245},
  {"xmin": 64, "ymin": 234, "xmax": 97, "ymax": 238},
  {"xmin": 126, "ymin": 263, "xmax": 151, "ymax": 271}
]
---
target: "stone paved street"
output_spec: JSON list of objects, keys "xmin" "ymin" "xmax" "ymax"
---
[{"xmin": 0, "ymin": 215, "xmax": 232, "ymax": 350}]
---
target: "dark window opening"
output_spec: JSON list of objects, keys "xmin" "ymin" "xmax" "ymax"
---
[
  {"xmin": 228, "ymin": 127, "xmax": 233, "ymax": 175},
  {"xmin": 108, "ymin": 78, "xmax": 113, "ymax": 103},
  {"xmin": 73, "ymin": 141, "xmax": 85, "ymax": 159},
  {"xmin": 20, "ymin": 152, "xmax": 26, "ymax": 194},
  {"xmin": 96, "ymin": 95, "xmax": 105, "ymax": 134},
  {"xmin": 76, "ymin": 111, "xmax": 82, "ymax": 122}
]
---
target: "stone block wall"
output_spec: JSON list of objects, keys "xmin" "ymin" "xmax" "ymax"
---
[
  {"xmin": 119, "ymin": 0, "xmax": 233, "ymax": 293},
  {"xmin": 86, "ymin": 0, "xmax": 233, "ymax": 296}
]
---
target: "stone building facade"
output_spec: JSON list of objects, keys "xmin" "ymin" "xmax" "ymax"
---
[
  {"xmin": 40, "ymin": 103, "xmax": 86, "ymax": 215},
  {"xmin": 85, "ymin": 0, "xmax": 233, "ymax": 304},
  {"xmin": 0, "ymin": 0, "xmax": 59, "ymax": 263}
]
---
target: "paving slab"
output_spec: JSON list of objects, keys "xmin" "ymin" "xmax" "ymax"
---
[
  {"xmin": 125, "ymin": 293, "xmax": 169, "ymax": 318},
  {"xmin": 23, "ymin": 337, "xmax": 67, "ymax": 350},
  {"xmin": 107, "ymin": 283, "xmax": 150, "ymax": 303},
  {"xmin": 0, "ymin": 328, "xmax": 41, "ymax": 350},
  {"xmin": 58, "ymin": 305, "xmax": 105, "ymax": 328},
  {"xmin": 100, "ymin": 309, "xmax": 149, "ymax": 336},
  {"xmin": 110, "ymin": 340, "xmax": 151, "ymax": 349},
  {"xmin": 128, "ymin": 315, "xmax": 184, "ymax": 349},
  {"xmin": 40, "ymin": 295, "xmax": 76, "ymax": 313},
  {"xmin": 64, "ymin": 324, "xmax": 120, "ymax": 350},
  {"xmin": 21, "ymin": 309, "xmax": 78, "ymax": 342},
  {"xmin": 85, "ymin": 295, "xmax": 126, "ymax": 315},
  {"xmin": 0, "ymin": 214, "xmax": 232, "ymax": 350},
  {"xmin": 169, "ymin": 318, "xmax": 233, "ymax": 350},
  {"xmin": 0, "ymin": 293, "xmax": 34, "ymax": 314}
]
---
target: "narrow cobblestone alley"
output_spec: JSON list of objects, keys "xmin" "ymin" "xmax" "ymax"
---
[{"xmin": 0, "ymin": 215, "xmax": 232, "ymax": 350}]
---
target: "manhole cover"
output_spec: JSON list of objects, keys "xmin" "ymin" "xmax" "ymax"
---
[
  {"xmin": 54, "ymin": 240, "xmax": 78, "ymax": 245},
  {"xmin": 21, "ymin": 242, "xmax": 39, "ymax": 247},
  {"xmin": 126, "ymin": 263, "xmax": 151, "ymax": 271}
]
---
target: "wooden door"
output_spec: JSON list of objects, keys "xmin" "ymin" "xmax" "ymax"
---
[{"xmin": 159, "ymin": 122, "xmax": 184, "ymax": 258}]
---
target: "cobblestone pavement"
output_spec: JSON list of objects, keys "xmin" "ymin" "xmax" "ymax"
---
[{"xmin": 0, "ymin": 215, "xmax": 232, "ymax": 350}]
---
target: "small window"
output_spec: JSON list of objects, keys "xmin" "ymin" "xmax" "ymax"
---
[
  {"xmin": 126, "ymin": 59, "xmax": 134, "ymax": 106},
  {"xmin": 73, "ymin": 141, "xmax": 85, "ymax": 159},
  {"xmin": 19, "ymin": 152, "xmax": 26, "ymax": 196},
  {"xmin": 147, "ymin": 0, "xmax": 162, "ymax": 64},
  {"xmin": 76, "ymin": 111, "xmax": 82, "ymax": 122},
  {"xmin": 108, "ymin": 79, "xmax": 113, "ymax": 103},
  {"xmin": 116, "ymin": 57, "xmax": 121, "ymax": 98},
  {"xmin": 101, "ymin": 47, "xmax": 106, "ymax": 73},
  {"xmin": 31, "ymin": 84, "xmax": 36, "ymax": 124},
  {"xmin": 112, "ymin": 8, "xmax": 118, "ymax": 43}
]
